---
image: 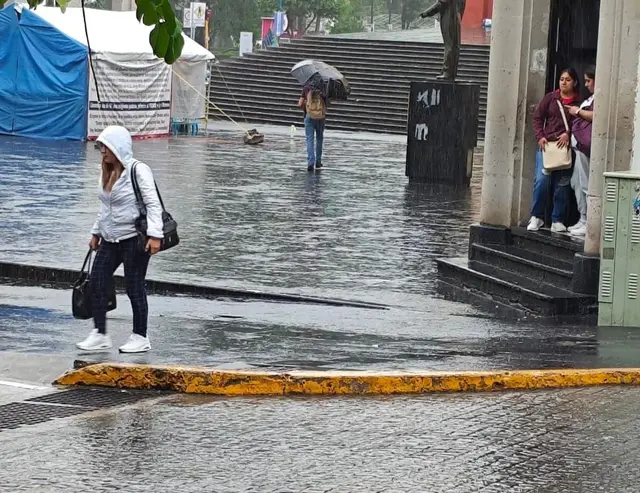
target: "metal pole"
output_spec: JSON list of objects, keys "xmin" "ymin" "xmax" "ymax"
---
[
  {"xmin": 370, "ymin": 0, "xmax": 374, "ymax": 31},
  {"xmin": 190, "ymin": 2, "xmax": 195, "ymax": 40}
]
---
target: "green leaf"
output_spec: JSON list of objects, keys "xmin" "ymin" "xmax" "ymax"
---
[
  {"xmin": 149, "ymin": 24, "xmax": 160, "ymax": 49},
  {"xmin": 160, "ymin": 0, "xmax": 176, "ymax": 33},
  {"xmin": 57, "ymin": 0, "xmax": 70, "ymax": 13},
  {"xmin": 152, "ymin": 24, "xmax": 170, "ymax": 58},
  {"xmin": 164, "ymin": 43, "xmax": 176, "ymax": 65},
  {"xmin": 167, "ymin": 32, "xmax": 184, "ymax": 64}
]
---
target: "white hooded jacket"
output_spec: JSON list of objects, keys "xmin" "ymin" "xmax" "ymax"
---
[{"xmin": 91, "ymin": 126, "xmax": 164, "ymax": 242}]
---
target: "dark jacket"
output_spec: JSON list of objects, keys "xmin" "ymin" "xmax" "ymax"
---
[{"xmin": 533, "ymin": 89, "xmax": 580, "ymax": 142}]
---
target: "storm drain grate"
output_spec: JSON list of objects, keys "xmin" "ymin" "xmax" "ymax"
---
[
  {"xmin": 0, "ymin": 402, "xmax": 88, "ymax": 430},
  {"xmin": 26, "ymin": 388, "xmax": 156, "ymax": 409},
  {"xmin": 1, "ymin": 389, "xmax": 158, "ymax": 432}
]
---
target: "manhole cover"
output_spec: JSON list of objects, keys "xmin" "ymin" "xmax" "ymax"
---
[
  {"xmin": 26, "ymin": 388, "xmax": 156, "ymax": 409},
  {"xmin": 0, "ymin": 402, "xmax": 87, "ymax": 430},
  {"xmin": 1, "ymin": 389, "xmax": 159, "ymax": 432}
]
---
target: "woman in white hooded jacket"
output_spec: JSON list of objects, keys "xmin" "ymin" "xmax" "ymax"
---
[{"xmin": 76, "ymin": 126, "xmax": 163, "ymax": 353}]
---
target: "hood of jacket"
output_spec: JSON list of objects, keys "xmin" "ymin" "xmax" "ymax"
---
[{"xmin": 96, "ymin": 126, "xmax": 135, "ymax": 167}]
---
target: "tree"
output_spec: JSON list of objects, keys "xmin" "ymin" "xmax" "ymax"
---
[
  {"xmin": 330, "ymin": 0, "xmax": 363, "ymax": 34},
  {"xmin": 0, "ymin": 0, "xmax": 184, "ymax": 64},
  {"xmin": 271, "ymin": 0, "xmax": 343, "ymax": 34}
]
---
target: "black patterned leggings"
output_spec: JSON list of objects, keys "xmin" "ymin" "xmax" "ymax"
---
[{"xmin": 92, "ymin": 237, "xmax": 150, "ymax": 337}]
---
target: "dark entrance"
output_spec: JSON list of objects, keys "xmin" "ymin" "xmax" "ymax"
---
[{"xmin": 547, "ymin": 0, "xmax": 600, "ymax": 96}]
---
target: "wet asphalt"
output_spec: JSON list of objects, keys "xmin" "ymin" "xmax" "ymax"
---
[
  {"xmin": 2, "ymin": 125, "xmax": 640, "ymax": 372},
  {"xmin": 3, "ymin": 125, "xmax": 640, "ymax": 491},
  {"xmin": 1, "ymin": 386, "xmax": 640, "ymax": 492}
]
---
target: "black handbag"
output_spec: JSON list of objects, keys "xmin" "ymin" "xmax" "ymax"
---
[
  {"xmin": 72, "ymin": 249, "xmax": 117, "ymax": 320},
  {"xmin": 131, "ymin": 162, "xmax": 179, "ymax": 252}
]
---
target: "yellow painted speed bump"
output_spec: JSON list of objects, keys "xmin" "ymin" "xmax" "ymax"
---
[{"xmin": 54, "ymin": 363, "xmax": 640, "ymax": 396}]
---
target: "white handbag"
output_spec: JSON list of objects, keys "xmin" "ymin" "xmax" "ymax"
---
[{"xmin": 542, "ymin": 100, "xmax": 572, "ymax": 171}]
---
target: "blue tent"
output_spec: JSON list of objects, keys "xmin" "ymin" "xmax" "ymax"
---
[{"xmin": 0, "ymin": 4, "xmax": 89, "ymax": 140}]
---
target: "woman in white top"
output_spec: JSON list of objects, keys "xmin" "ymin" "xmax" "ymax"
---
[
  {"xmin": 566, "ymin": 65, "xmax": 595, "ymax": 237},
  {"xmin": 76, "ymin": 126, "xmax": 163, "ymax": 353}
]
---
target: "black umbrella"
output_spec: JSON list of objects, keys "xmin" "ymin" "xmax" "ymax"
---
[{"xmin": 291, "ymin": 59, "xmax": 351, "ymax": 101}]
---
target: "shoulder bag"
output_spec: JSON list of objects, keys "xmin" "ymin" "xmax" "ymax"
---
[
  {"xmin": 542, "ymin": 100, "xmax": 573, "ymax": 171},
  {"xmin": 72, "ymin": 249, "xmax": 117, "ymax": 320},
  {"xmin": 131, "ymin": 162, "xmax": 180, "ymax": 252}
]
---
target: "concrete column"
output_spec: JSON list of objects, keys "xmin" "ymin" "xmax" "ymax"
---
[
  {"xmin": 584, "ymin": 0, "xmax": 640, "ymax": 255},
  {"xmin": 631, "ymin": 50, "xmax": 640, "ymax": 173},
  {"xmin": 479, "ymin": 0, "xmax": 550, "ymax": 227}
]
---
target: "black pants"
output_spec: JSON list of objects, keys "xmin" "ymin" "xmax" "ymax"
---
[{"xmin": 92, "ymin": 237, "xmax": 150, "ymax": 337}]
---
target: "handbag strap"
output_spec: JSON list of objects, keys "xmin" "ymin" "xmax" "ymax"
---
[
  {"xmin": 81, "ymin": 249, "xmax": 93, "ymax": 278},
  {"xmin": 556, "ymin": 99, "xmax": 570, "ymax": 133},
  {"xmin": 131, "ymin": 161, "xmax": 166, "ymax": 213}
]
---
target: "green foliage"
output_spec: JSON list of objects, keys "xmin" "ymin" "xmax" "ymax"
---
[
  {"xmin": 136, "ymin": 0, "xmax": 184, "ymax": 63},
  {"xmin": 330, "ymin": 0, "xmax": 363, "ymax": 34},
  {"xmin": 0, "ymin": 0, "xmax": 184, "ymax": 64}
]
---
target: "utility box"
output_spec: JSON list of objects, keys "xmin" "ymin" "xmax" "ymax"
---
[
  {"xmin": 405, "ymin": 81, "xmax": 480, "ymax": 186},
  {"xmin": 598, "ymin": 171, "xmax": 640, "ymax": 326}
]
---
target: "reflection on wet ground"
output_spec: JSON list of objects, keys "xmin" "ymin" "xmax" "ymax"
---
[
  {"xmin": 2, "ymin": 386, "xmax": 640, "ymax": 492},
  {"xmin": 3, "ymin": 284, "xmax": 640, "ymax": 372},
  {"xmin": 2, "ymin": 126, "xmax": 638, "ymax": 372},
  {"xmin": 0, "ymin": 127, "xmax": 480, "ymax": 307}
]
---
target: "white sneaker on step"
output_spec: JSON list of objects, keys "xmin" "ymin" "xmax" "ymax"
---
[
  {"xmin": 76, "ymin": 329, "xmax": 112, "ymax": 352},
  {"xmin": 527, "ymin": 217, "xmax": 544, "ymax": 231},
  {"xmin": 570, "ymin": 223, "xmax": 587, "ymax": 236},
  {"xmin": 551, "ymin": 222, "xmax": 567, "ymax": 233},
  {"xmin": 568, "ymin": 219, "xmax": 587, "ymax": 233},
  {"xmin": 119, "ymin": 334, "xmax": 151, "ymax": 353}
]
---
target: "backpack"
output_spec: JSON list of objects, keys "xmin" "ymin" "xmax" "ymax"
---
[{"xmin": 306, "ymin": 90, "xmax": 326, "ymax": 120}]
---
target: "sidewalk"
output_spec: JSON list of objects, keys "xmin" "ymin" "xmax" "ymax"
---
[{"xmin": 1, "ymin": 126, "xmax": 640, "ymax": 374}]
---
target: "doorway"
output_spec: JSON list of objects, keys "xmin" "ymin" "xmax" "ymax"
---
[{"xmin": 547, "ymin": 0, "xmax": 600, "ymax": 97}]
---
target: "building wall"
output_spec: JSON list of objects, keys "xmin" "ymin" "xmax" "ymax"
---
[{"xmin": 463, "ymin": 0, "xmax": 494, "ymax": 27}]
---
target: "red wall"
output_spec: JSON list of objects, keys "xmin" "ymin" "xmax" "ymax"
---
[{"xmin": 462, "ymin": 0, "xmax": 494, "ymax": 27}]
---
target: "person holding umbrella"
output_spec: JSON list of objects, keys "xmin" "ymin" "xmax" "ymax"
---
[
  {"xmin": 297, "ymin": 74, "xmax": 327, "ymax": 172},
  {"xmin": 292, "ymin": 60, "xmax": 351, "ymax": 172}
]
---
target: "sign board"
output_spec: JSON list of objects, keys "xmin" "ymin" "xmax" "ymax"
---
[
  {"xmin": 183, "ymin": 2, "xmax": 206, "ymax": 29},
  {"xmin": 87, "ymin": 57, "xmax": 172, "ymax": 139},
  {"xmin": 239, "ymin": 32, "xmax": 253, "ymax": 57}
]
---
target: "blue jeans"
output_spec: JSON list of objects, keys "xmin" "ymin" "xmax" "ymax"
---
[
  {"xmin": 304, "ymin": 115, "xmax": 325, "ymax": 166},
  {"xmin": 530, "ymin": 148, "xmax": 572, "ymax": 224}
]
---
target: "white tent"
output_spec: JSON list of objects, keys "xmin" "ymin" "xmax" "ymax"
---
[{"xmin": 21, "ymin": 5, "xmax": 214, "ymax": 138}]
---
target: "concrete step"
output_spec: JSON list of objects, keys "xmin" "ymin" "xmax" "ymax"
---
[
  {"xmin": 207, "ymin": 110, "xmax": 407, "ymax": 134},
  {"xmin": 240, "ymin": 50, "xmax": 490, "ymax": 74},
  {"xmin": 293, "ymin": 36, "xmax": 492, "ymax": 54},
  {"xmin": 208, "ymin": 73, "xmax": 489, "ymax": 102},
  {"xmin": 437, "ymin": 257, "xmax": 595, "ymax": 316},
  {"xmin": 510, "ymin": 228, "xmax": 584, "ymax": 265},
  {"xmin": 221, "ymin": 58, "xmax": 490, "ymax": 82},
  {"xmin": 470, "ymin": 244, "xmax": 574, "ymax": 292},
  {"xmin": 207, "ymin": 94, "xmax": 409, "ymax": 121}
]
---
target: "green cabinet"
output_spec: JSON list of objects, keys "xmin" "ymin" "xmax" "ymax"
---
[{"xmin": 599, "ymin": 171, "xmax": 640, "ymax": 326}]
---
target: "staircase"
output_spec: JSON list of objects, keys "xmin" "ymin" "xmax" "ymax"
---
[
  {"xmin": 208, "ymin": 36, "xmax": 490, "ymax": 137},
  {"xmin": 437, "ymin": 227, "xmax": 598, "ymax": 319}
]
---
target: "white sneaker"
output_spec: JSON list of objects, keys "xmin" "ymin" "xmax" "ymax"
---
[
  {"xmin": 551, "ymin": 222, "xmax": 567, "ymax": 233},
  {"xmin": 527, "ymin": 217, "xmax": 544, "ymax": 231},
  {"xmin": 119, "ymin": 334, "xmax": 151, "ymax": 353},
  {"xmin": 568, "ymin": 219, "xmax": 587, "ymax": 232},
  {"xmin": 570, "ymin": 223, "xmax": 587, "ymax": 236},
  {"xmin": 76, "ymin": 329, "xmax": 112, "ymax": 351}
]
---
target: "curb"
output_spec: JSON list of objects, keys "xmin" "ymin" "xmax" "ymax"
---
[
  {"xmin": 0, "ymin": 261, "xmax": 388, "ymax": 310},
  {"xmin": 54, "ymin": 362, "xmax": 640, "ymax": 396}
]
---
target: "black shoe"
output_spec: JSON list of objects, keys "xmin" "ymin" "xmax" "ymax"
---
[
  {"xmin": 315, "ymin": 161, "xmax": 323, "ymax": 169},
  {"xmin": 307, "ymin": 164, "xmax": 315, "ymax": 172}
]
